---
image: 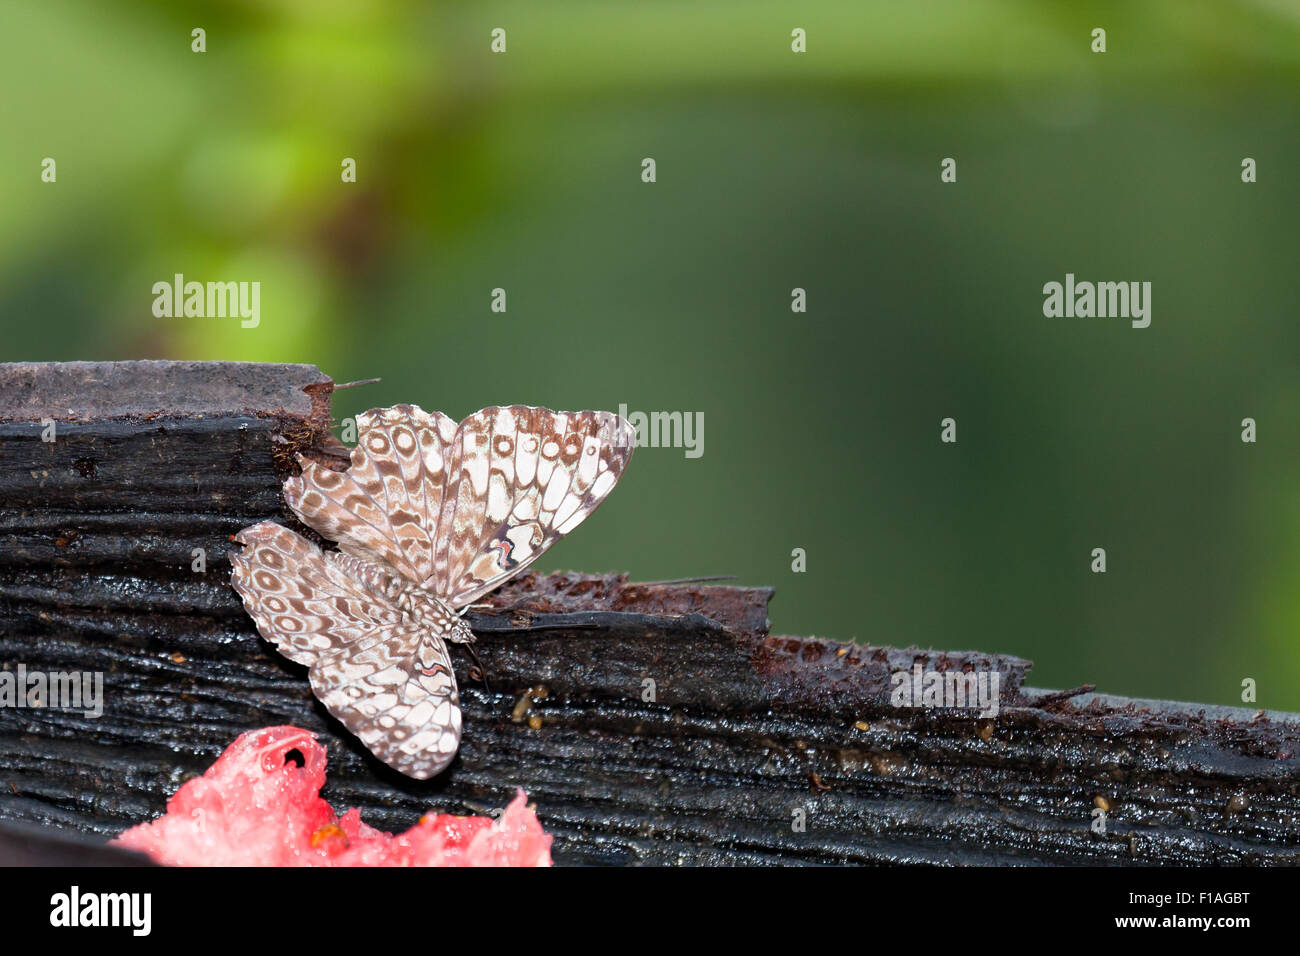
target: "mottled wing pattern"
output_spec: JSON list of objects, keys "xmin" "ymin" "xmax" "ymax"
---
[
  {"xmin": 284, "ymin": 404, "xmax": 459, "ymax": 587},
  {"xmin": 436, "ymin": 405, "xmax": 635, "ymax": 608},
  {"xmin": 230, "ymin": 521, "xmax": 403, "ymax": 665},
  {"xmin": 233, "ymin": 403, "xmax": 633, "ymax": 780},
  {"xmin": 231, "ymin": 520, "xmax": 462, "ymax": 779},
  {"xmin": 309, "ymin": 620, "xmax": 462, "ymax": 780}
]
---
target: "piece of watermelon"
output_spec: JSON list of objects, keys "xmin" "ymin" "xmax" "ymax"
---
[{"xmin": 112, "ymin": 725, "xmax": 552, "ymax": 867}]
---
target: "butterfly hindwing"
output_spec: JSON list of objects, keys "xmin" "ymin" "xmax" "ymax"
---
[
  {"xmin": 230, "ymin": 521, "xmax": 402, "ymax": 666},
  {"xmin": 309, "ymin": 620, "xmax": 462, "ymax": 780},
  {"xmin": 231, "ymin": 521, "xmax": 463, "ymax": 780}
]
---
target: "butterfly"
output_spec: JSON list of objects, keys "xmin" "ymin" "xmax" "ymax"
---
[{"xmin": 230, "ymin": 404, "xmax": 634, "ymax": 779}]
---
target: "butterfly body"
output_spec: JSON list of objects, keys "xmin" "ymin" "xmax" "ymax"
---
[
  {"xmin": 330, "ymin": 550, "xmax": 475, "ymax": 644},
  {"xmin": 231, "ymin": 404, "xmax": 633, "ymax": 779}
]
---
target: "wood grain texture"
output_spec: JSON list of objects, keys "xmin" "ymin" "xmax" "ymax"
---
[{"xmin": 1, "ymin": 361, "xmax": 1299, "ymax": 865}]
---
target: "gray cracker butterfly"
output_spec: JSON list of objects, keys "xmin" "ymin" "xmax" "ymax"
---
[{"xmin": 230, "ymin": 404, "xmax": 634, "ymax": 779}]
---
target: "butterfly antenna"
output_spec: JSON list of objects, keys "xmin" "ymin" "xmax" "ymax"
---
[
  {"xmin": 632, "ymin": 574, "xmax": 738, "ymax": 587},
  {"xmin": 333, "ymin": 377, "xmax": 382, "ymax": 390}
]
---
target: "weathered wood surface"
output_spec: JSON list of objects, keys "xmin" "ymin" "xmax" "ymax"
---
[{"xmin": 1, "ymin": 360, "xmax": 1299, "ymax": 865}]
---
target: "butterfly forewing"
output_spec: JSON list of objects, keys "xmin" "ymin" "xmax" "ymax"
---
[
  {"xmin": 283, "ymin": 404, "xmax": 458, "ymax": 586},
  {"xmin": 437, "ymin": 406, "xmax": 635, "ymax": 607}
]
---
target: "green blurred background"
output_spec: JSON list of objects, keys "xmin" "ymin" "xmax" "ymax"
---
[{"xmin": 3, "ymin": 1, "xmax": 1300, "ymax": 707}]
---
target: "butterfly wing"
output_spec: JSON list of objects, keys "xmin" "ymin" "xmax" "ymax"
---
[
  {"xmin": 230, "ymin": 521, "xmax": 403, "ymax": 665},
  {"xmin": 283, "ymin": 404, "xmax": 459, "ymax": 587},
  {"xmin": 309, "ymin": 622, "xmax": 462, "ymax": 780},
  {"xmin": 436, "ymin": 405, "xmax": 635, "ymax": 608},
  {"xmin": 231, "ymin": 520, "xmax": 463, "ymax": 780},
  {"xmin": 284, "ymin": 403, "xmax": 634, "ymax": 607}
]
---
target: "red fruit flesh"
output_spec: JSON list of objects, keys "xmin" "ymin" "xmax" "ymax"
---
[{"xmin": 112, "ymin": 726, "xmax": 552, "ymax": 867}]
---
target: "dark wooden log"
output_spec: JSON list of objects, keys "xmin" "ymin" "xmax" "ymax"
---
[{"xmin": 1, "ymin": 360, "xmax": 1298, "ymax": 865}]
